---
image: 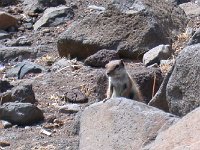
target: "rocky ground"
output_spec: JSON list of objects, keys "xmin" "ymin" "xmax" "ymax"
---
[{"xmin": 1, "ymin": 0, "xmax": 200, "ymax": 150}]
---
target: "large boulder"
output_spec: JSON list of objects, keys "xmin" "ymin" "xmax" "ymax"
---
[
  {"xmin": 167, "ymin": 44, "xmax": 200, "ymax": 116},
  {"xmin": 0, "ymin": 12, "xmax": 18, "ymax": 30},
  {"xmin": 79, "ymin": 98, "xmax": 178, "ymax": 150},
  {"xmin": 0, "ymin": 102, "xmax": 44, "ymax": 125},
  {"xmin": 57, "ymin": 0, "xmax": 187, "ymax": 60},
  {"xmin": 144, "ymin": 106, "xmax": 200, "ymax": 149}
]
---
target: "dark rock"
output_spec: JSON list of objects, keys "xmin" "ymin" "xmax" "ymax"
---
[
  {"xmin": 0, "ymin": 30, "xmax": 10, "ymax": 40},
  {"xmin": 6, "ymin": 37, "xmax": 32, "ymax": 46},
  {"xmin": 64, "ymin": 88, "xmax": 88, "ymax": 103},
  {"xmin": 0, "ymin": 11, "xmax": 18, "ymax": 30},
  {"xmin": 79, "ymin": 98, "xmax": 178, "ymax": 150},
  {"xmin": 23, "ymin": 0, "xmax": 66, "ymax": 13},
  {"xmin": 11, "ymin": 83, "xmax": 36, "ymax": 104},
  {"xmin": 127, "ymin": 63, "xmax": 163, "ymax": 103},
  {"xmin": 33, "ymin": 6, "xmax": 74, "ymax": 30},
  {"xmin": 166, "ymin": 0, "xmax": 190, "ymax": 5},
  {"xmin": 0, "ymin": 102, "xmax": 44, "ymax": 125},
  {"xmin": 167, "ymin": 44, "xmax": 200, "ymax": 116},
  {"xmin": 57, "ymin": 0, "xmax": 186, "ymax": 60},
  {"xmin": 0, "ymin": 47, "xmax": 37, "ymax": 63},
  {"xmin": 0, "ymin": 91, "xmax": 12, "ymax": 104},
  {"xmin": 39, "ymin": 0, "xmax": 66, "ymax": 7},
  {"xmin": 0, "ymin": 80, "xmax": 13, "ymax": 93},
  {"xmin": 84, "ymin": 49, "xmax": 119, "ymax": 67},
  {"xmin": 188, "ymin": 28, "xmax": 200, "ymax": 45},
  {"xmin": 0, "ymin": 0, "xmax": 18, "ymax": 6},
  {"xmin": 6, "ymin": 60, "xmax": 44, "ymax": 79},
  {"xmin": 143, "ymin": 44, "xmax": 172, "ymax": 67}
]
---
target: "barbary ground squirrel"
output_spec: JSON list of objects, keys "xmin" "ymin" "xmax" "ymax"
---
[{"xmin": 104, "ymin": 60, "xmax": 143, "ymax": 102}]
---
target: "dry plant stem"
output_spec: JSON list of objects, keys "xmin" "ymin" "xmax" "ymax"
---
[{"xmin": 152, "ymin": 72, "xmax": 156, "ymax": 98}]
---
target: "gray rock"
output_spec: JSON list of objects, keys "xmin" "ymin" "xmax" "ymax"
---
[
  {"xmin": 22, "ymin": 0, "xmax": 66, "ymax": 13},
  {"xmin": 64, "ymin": 88, "xmax": 88, "ymax": 103},
  {"xmin": 6, "ymin": 60, "xmax": 44, "ymax": 79},
  {"xmin": 179, "ymin": 2, "xmax": 200, "ymax": 17},
  {"xmin": 1, "ymin": 120, "xmax": 12, "ymax": 128},
  {"xmin": 33, "ymin": 6, "xmax": 74, "ymax": 30},
  {"xmin": 143, "ymin": 44, "xmax": 173, "ymax": 67},
  {"xmin": 23, "ymin": 23, "xmax": 33, "ymax": 30},
  {"xmin": 84, "ymin": 49, "xmax": 119, "ymax": 67},
  {"xmin": 79, "ymin": 98, "xmax": 178, "ymax": 150},
  {"xmin": 6, "ymin": 36, "xmax": 32, "ymax": 46},
  {"xmin": 51, "ymin": 58, "xmax": 71, "ymax": 71},
  {"xmin": 11, "ymin": 83, "xmax": 36, "ymax": 104},
  {"xmin": 0, "ymin": 102, "xmax": 44, "ymax": 125},
  {"xmin": 188, "ymin": 28, "xmax": 200, "ymax": 45},
  {"xmin": 144, "ymin": 106, "xmax": 200, "ymax": 149},
  {"xmin": 0, "ymin": 30, "xmax": 10, "ymax": 40},
  {"xmin": 57, "ymin": 0, "xmax": 186, "ymax": 60},
  {"xmin": 0, "ymin": 11, "xmax": 18, "ymax": 30},
  {"xmin": 58, "ymin": 104, "xmax": 81, "ymax": 114},
  {"xmin": 0, "ymin": 47, "xmax": 37, "ymax": 63},
  {"xmin": 167, "ymin": 44, "xmax": 200, "ymax": 116}
]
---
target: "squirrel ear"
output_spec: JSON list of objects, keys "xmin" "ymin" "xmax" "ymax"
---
[{"xmin": 120, "ymin": 59, "xmax": 124, "ymax": 66}]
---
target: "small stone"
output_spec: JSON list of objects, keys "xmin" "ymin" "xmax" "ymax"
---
[
  {"xmin": 0, "ymin": 30, "xmax": 10, "ymax": 40},
  {"xmin": 1, "ymin": 120, "xmax": 12, "ymax": 128},
  {"xmin": 23, "ymin": 23, "xmax": 33, "ymax": 30},
  {"xmin": 0, "ymin": 141, "xmax": 10, "ymax": 147},
  {"xmin": 64, "ymin": 88, "xmax": 88, "ymax": 103},
  {"xmin": 58, "ymin": 104, "xmax": 81, "ymax": 114}
]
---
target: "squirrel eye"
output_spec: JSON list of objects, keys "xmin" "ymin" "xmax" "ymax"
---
[{"xmin": 115, "ymin": 64, "xmax": 120, "ymax": 69}]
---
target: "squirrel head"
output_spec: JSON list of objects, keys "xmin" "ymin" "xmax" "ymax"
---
[{"xmin": 105, "ymin": 59, "xmax": 125, "ymax": 77}]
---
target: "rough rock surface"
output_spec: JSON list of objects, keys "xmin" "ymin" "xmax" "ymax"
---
[
  {"xmin": 0, "ymin": 11, "xmax": 18, "ymax": 30},
  {"xmin": 84, "ymin": 49, "xmax": 119, "ymax": 67},
  {"xmin": 143, "ymin": 44, "xmax": 172, "ymax": 66},
  {"xmin": 144, "ymin": 106, "xmax": 200, "ymax": 150},
  {"xmin": 167, "ymin": 44, "xmax": 200, "ymax": 116},
  {"xmin": 22, "ymin": 0, "xmax": 66, "ymax": 13},
  {"xmin": 11, "ymin": 83, "xmax": 36, "ymax": 104},
  {"xmin": 6, "ymin": 60, "xmax": 44, "ymax": 79},
  {"xmin": 0, "ymin": 102, "xmax": 44, "ymax": 125},
  {"xmin": 57, "ymin": 0, "xmax": 186, "ymax": 60},
  {"xmin": 0, "ymin": 80, "xmax": 13, "ymax": 93},
  {"xmin": 127, "ymin": 63, "xmax": 163, "ymax": 103},
  {"xmin": 34, "ymin": 6, "xmax": 74, "ymax": 30},
  {"xmin": 79, "ymin": 98, "xmax": 178, "ymax": 150},
  {"xmin": 0, "ymin": 47, "xmax": 37, "ymax": 63}
]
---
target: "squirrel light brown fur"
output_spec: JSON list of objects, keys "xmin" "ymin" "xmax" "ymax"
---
[{"xmin": 105, "ymin": 60, "xmax": 143, "ymax": 102}]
